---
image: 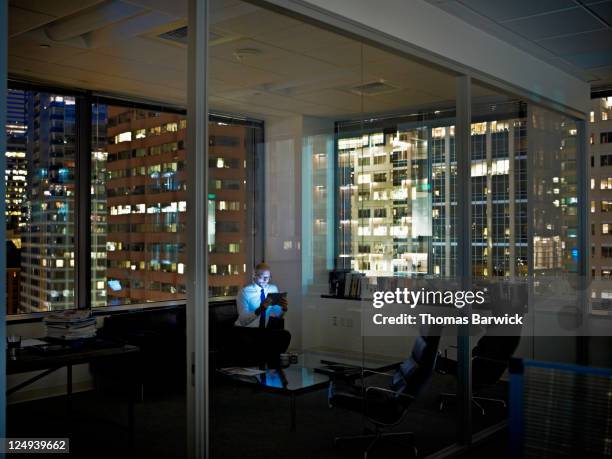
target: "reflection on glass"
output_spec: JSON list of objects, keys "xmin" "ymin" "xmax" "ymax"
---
[
  {"xmin": 336, "ymin": 102, "xmax": 529, "ymax": 280},
  {"xmin": 529, "ymin": 105, "xmax": 579, "ymax": 316},
  {"xmin": 337, "ymin": 126, "xmax": 432, "ymax": 276},
  {"xmin": 91, "ymin": 104, "xmax": 262, "ymax": 306}
]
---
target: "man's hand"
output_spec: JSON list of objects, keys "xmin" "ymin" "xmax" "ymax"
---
[
  {"xmin": 279, "ymin": 297, "xmax": 288, "ymax": 312},
  {"xmin": 256, "ymin": 297, "xmax": 272, "ymax": 315}
]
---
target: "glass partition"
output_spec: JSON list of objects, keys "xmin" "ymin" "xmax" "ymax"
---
[
  {"xmin": 209, "ymin": 0, "xmax": 461, "ymax": 456},
  {"xmin": 90, "ymin": 101, "xmax": 263, "ymax": 306},
  {"xmin": 469, "ymin": 80, "xmax": 586, "ymax": 436}
]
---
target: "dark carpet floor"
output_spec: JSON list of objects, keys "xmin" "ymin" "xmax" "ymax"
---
[{"xmin": 6, "ymin": 373, "xmax": 509, "ymax": 458}]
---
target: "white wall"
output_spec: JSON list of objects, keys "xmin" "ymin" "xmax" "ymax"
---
[{"xmin": 264, "ymin": 116, "xmax": 305, "ymax": 350}]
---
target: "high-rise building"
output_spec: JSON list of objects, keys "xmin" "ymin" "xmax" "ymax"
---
[
  {"xmin": 104, "ymin": 107, "xmax": 188, "ymax": 304},
  {"xmin": 336, "ymin": 105, "xmax": 530, "ymax": 279},
  {"xmin": 91, "ymin": 103, "xmax": 109, "ymax": 307},
  {"xmin": 20, "ymin": 93, "xmax": 76, "ymax": 313},
  {"xmin": 207, "ymin": 122, "xmax": 251, "ymax": 299},
  {"xmin": 103, "ymin": 108, "xmax": 252, "ymax": 305},
  {"xmin": 5, "ymin": 89, "xmax": 27, "ymax": 314},
  {"xmin": 5, "ymin": 89, "xmax": 28, "ymax": 234},
  {"xmin": 588, "ymin": 96, "xmax": 612, "ymax": 302}
]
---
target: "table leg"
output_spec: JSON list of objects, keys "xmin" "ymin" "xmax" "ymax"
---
[
  {"xmin": 66, "ymin": 364, "xmax": 72, "ymax": 414},
  {"xmin": 128, "ymin": 382, "xmax": 135, "ymax": 447},
  {"xmin": 290, "ymin": 393, "xmax": 296, "ymax": 432}
]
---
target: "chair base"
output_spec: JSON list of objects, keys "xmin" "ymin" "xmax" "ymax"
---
[
  {"xmin": 438, "ymin": 392, "xmax": 507, "ymax": 416},
  {"xmin": 334, "ymin": 429, "xmax": 418, "ymax": 458}
]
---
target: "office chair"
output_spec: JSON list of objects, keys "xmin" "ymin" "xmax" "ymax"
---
[
  {"xmin": 436, "ymin": 333, "xmax": 521, "ymax": 415},
  {"xmin": 328, "ymin": 334, "xmax": 441, "ymax": 458}
]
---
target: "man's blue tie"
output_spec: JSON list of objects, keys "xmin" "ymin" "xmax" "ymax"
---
[{"xmin": 259, "ymin": 288, "xmax": 266, "ymax": 328}]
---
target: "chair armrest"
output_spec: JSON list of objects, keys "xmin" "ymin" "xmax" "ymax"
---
[
  {"xmin": 363, "ymin": 386, "xmax": 415, "ymax": 415},
  {"xmin": 362, "ymin": 369, "xmax": 395, "ymax": 377},
  {"xmin": 327, "ymin": 367, "xmax": 393, "ymax": 382},
  {"xmin": 365, "ymin": 386, "xmax": 415, "ymax": 401}
]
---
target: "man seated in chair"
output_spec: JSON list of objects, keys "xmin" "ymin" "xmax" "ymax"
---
[{"xmin": 233, "ymin": 262, "xmax": 291, "ymax": 367}]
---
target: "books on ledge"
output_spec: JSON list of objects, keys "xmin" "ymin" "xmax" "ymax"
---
[{"xmin": 44, "ymin": 310, "xmax": 97, "ymax": 340}]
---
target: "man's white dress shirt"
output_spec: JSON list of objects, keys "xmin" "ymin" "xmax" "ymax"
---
[{"xmin": 235, "ymin": 282, "xmax": 283, "ymax": 328}]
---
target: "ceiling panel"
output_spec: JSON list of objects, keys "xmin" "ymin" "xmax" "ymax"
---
[
  {"xmin": 564, "ymin": 50, "xmax": 612, "ymax": 68},
  {"xmin": 254, "ymin": 23, "xmax": 353, "ymax": 54},
  {"xmin": 537, "ymin": 29, "xmax": 612, "ymax": 56},
  {"xmin": 8, "ymin": 6, "xmax": 55, "ymax": 37},
  {"xmin": 431, "ymin": 0, "xmax": 612, "ymax": 89},
  {"xmin": 209, "ymin": 57, "xmax": 288, "ymax": 89},
  {"xmin": 8, "ymin": 0, "xmax": 520, "ymax": 117},
  {"xmin": 302, "ymin": 42, "xmax": 364, "ymax": 68},
  {"xmin": 9, "ymin": 53, "xmax": 186, "ymax": 105},
  {"xmin": 459, "ymin": 0, "xmax": 576, "ymax": 22},
  {"xmin": 9, "ymin": 35, "xmax": 88, "ymax": 63},
  {"xmin": 590, "ymin": 64, "xmax": 612, "ymax": 81},
  {"xmin": 291, "ymin": 88, "xmax": 363, "ymax": 113},
  {"xmin": 212, "ymin": 8, "xmax": 300, "ymax": 39},
  {"xmin": 503, "ymin": 8, "xmax": 603, "ymax": 41},
  {"xmin": 94, "ymin": 37, "xmax": 186, "ymax": 70},
  {"xmin": 126, "ymin": 0, "xmax": 187, "ymax": 17},
  {"xmin": 588, "ymin": 1, "xmax": 612, "ymax": 22},
  {"xmin": 64, "ymin": 52, "xmax": 185, "ymax": 88},
  {"xmin": 10, "ymin": 0, "xmax": 103, "ymax": 20}
]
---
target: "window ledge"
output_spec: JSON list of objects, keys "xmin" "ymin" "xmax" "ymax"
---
[{"xmin": 7, "ymin": 297, "xmax": 236, "ymax": 324}]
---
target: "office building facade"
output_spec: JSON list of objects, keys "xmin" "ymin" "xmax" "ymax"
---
[
  {"xmin": 19, "ymin": 93, "xmax": 76, "ymax": 313},
  {"xmin": 336, "ymin": 106, "xmax": 529, "ymax": 279},
  {"xmin": 589, "ymin": 97, "xmax": 612, "ymax": 301},
  {"xmin": 103, "ymin": 108, "xmax": 254, "ymax": 305},
  {"xmin": 5, "ymin": 89, "xmax": 27, "ymax": 234}
]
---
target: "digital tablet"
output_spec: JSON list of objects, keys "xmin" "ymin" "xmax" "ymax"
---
[{"xmin": 266, "ymin": 292, "xmax": 287, "ymax": 304}]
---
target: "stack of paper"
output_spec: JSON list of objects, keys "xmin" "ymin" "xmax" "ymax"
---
[{"xmin": 44, "ymin": 310, "xmax": 97, "ymax": 340}]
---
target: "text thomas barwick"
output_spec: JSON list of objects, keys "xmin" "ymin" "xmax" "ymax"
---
[{"xmin": 372, "ymin": 313, "xmax": 524, "ymax": 326}]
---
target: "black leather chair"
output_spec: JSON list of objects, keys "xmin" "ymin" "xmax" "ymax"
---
[
  {"xmin": 209, "ymin": 300, "xmax": 290, "ymax": 368},
  {"xmin": 436, "ymin": 333, "xmax": 521, "ymax": 415},
  {"xmin": 328, "ymin": 334, "xmax": 441, "ymax": 458}
]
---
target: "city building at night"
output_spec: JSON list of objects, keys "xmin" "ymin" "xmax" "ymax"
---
[
  {"xmin": 589, "ymin": 96, "xmax": 612, "ymax": 303},
  {"xmin": 335, "ymin": 104, "xmax": 537, "ymax": 280}
]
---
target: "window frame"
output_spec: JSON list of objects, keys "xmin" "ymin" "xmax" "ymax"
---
[{"xmin": 6, "ymin": 81, "xmax": 265, "ymax": 318}]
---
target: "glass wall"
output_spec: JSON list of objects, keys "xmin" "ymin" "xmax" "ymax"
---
[
  {"xmin": 208, "ymin": 1, "xmax": 462, "ymax": 456},
  {"xmin": 2, "ymin": 0, "xmax": 590, "ymax": 456},
  {"xmin": 3, "ymin": 92, "xmax": 262, "ymax": 314},
  {"xmin": 587, "ymin": 97, "xmax": 612, "ymax": 368},
  {"xmin": 90, "ymin": 101, "xmax": 263, "ymax": 307},
  {"xmin": 467, "ymin": 80, "xmax": 584, "ymax": 436}
]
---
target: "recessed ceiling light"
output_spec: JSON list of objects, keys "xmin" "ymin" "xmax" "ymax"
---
[{"xmin": 39, "ymin": 44, "xmax": 51, "ymax": 48}]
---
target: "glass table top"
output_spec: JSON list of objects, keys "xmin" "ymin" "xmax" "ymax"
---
[
  {"xmin": 218, "ymin": 351, "xmax": 400, "ymax": 393},
  {"xmin": 255, "ymin": 366, "xmax": 330, "ymax": 391}
]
